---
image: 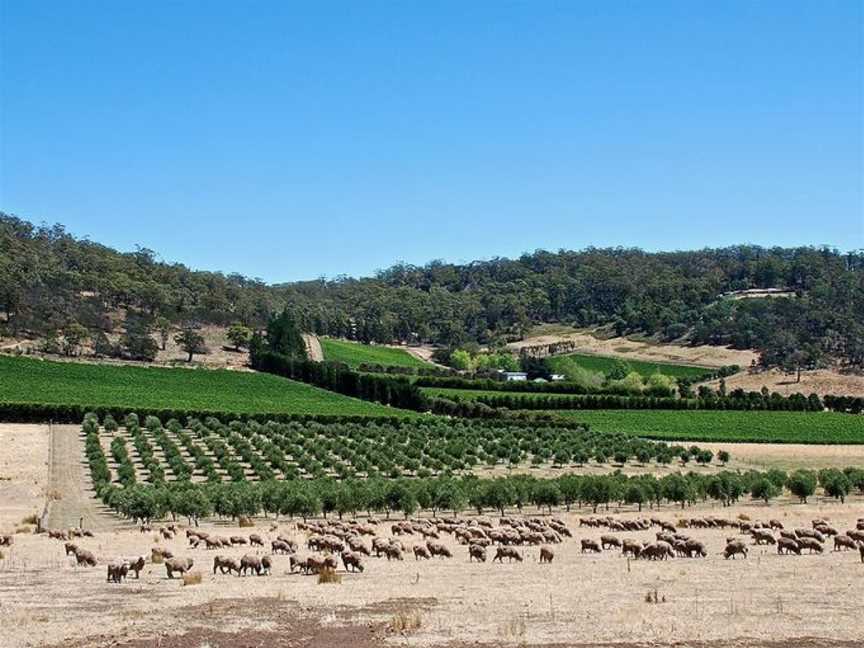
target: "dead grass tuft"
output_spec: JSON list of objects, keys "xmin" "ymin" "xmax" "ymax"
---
[
  {"xmin": 46, "ymin": 489, "xmax": 62, "ymax": 501},
  {"xmin": 738, "ymin": 513, "xmax": 751, "ymax": 521},
  {"xmin": 389, "ymin": 609, "xmax": 422, "ymax": 633},
  {"xmin": 238, "ymin": 516, "xmax": 255, "ymax": 528},
  {"xmin": 317, "ymin": 567, "xmax": 342, "ymax": 584},
  {"xmin": 150, "ymin": 548, "xmax": 164, "ymax": 564},
  {"xmin": 182, "ymin": 571, "xmax": 202, "ymax": 586},
  {"xmin": 20, "ymin": 514, "xmax": 38, "ymax": 525},
  {"xmin": 498, "ymin": 617, "xmax": 526, "ymax": 639}
]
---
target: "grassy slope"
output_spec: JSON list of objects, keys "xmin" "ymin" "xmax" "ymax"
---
[
  {"xmin": 320, "ymin": 338, "xmax": 429, "ymax": 369},
  {"xmin": 0, "ymin": 355, "xmax": 405, "ymax": 416},
  {"xmin": 546, "ymin": 353, "xmax": 712, "ymax": 379},
  {"xmin": 551, "ymin": 410, "xmax": 863, "ymax": 444}
]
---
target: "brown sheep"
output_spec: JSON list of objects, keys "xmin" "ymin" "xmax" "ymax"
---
[
  {"xmin": 600, "ymin": 535, "xmax": 621, "ymax": 550},
  {"xmin": 106, "ymin": 562, "xmax": 128, "ymax": 583},
  {"xmin": 798, "ymin": 537, "xmax": 823, "ymax": 554},
  {"xmin": 723, "ymin": 541, "xmax": 748, "ymax": 560},
  {"xmin": 426, "ymin": 541, "xmax": 453, "ymax": 559},
  {"xmin": 684, "ymin": 539, "xmax": 707, "ymax": 558},
  {"xmin": 539, "ymin": 546, "xmax": 554, "ymax": 563},
  {"xmin": 271, "ymin": 540, "xmax": 293, "ymax": 554},
  {"xmin": 229, "ymin": 535, "xmax": 248, "ymax": 546},
  {"xmin": 127, "ymin": 556, "xmax": 146, "ymax": 578},
  {"xmin": 469, "ymin": 544, "xmax": 487, "ymax": 562},
  {"xmin": 289, "ymin": 554, "xmax": 306, "ymax": 573},
  {"xmin": 240, "ymin": 555, "xmax": 263, "ymax": 576},
  {"xmin": 580, "ymin": 539, "xmax": 601, "ymax": 554},
  {"xmin": 341, "ymin": 551, "xmax": 365, "ymax": 573},
  {"xmin": 413, "ymin": 545, "xmax": 431, "ymax": 560},
  {"xmin": 622, "ymin": 539, "xmax": 642, "ymax": 558},
  {"xmin": 769, "ymin": 519, "xmax": 784, "ymax": 530},
  {"xmin": 777, "ymin": 537, "xmax": 801, "ymax": 555},
  {"xmin": 347, "ymin": 536, "xmax": 371, "ymax": 556},
  {"xmin": 752, "ymin": 529, "xmax": 776, "ymax": 545},
  {"xmin": 249, "ymin": 534, "xmax": 264, "ymax": 547},
  {"xmin": 383, "ymin": 544, "xmax": 404, "ymax": 561},
  {"xmin": 493, "ymin": 546, "xmax": 523, "ymax": 563},
  {"xmin": 64, "ymin": 542, "xmax": 78, "ymax": 556},
  {"xmin": 165, "ymin": 557, "xmax": 193, "ymax": 578},
  {"xmin": 260, "ymin": 556, "xmax": 273, "ymax": 575},
  {"xmin": 641, "ymin": 542, "xmax": 674, "ymax": 561},
  {"xmin": 74, "ymin": 548, "xmax": 97, "ymax": 567},
  {"xmin": 848, "ymin": 530, "xmax": 864, "ymax": 543},
  {"xmin": 833, "ymin": 535, "xmax": 857, "ymax": 552},
  {"xmin": 151, "ymin": 547, "xmax": 174, "ymax": 561},
  {"xmin": 213, "ymin": 555, "xmax": 241, "ymax": 575}
]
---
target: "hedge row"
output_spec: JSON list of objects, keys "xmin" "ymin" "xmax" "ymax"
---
[
  {"xmin": 251, "ymin": 351, "xmax": 427, "ymax": 411},
  {"xmin": 471, "ymin": 391, "xmax": 836, "ymax": 413},
  {"xmin": 0, "ymin": 401, "xmax": 411, "ymax": 426}
]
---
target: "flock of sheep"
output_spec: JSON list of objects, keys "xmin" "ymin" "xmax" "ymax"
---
[{"xmin": 38, "ymin": 512, "xmax": 864, "ymax": 585}]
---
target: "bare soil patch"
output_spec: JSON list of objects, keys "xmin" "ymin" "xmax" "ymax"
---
[
  {"xmin": 699, "ymin": 442, "xmax": 864, "ymax": 471},
  {"xmin": 508, "ymin": 331, "xmax": 758, "ymax": 369},
  {"xmin": 3, "ymin": 501, "xmax": 864, "ymax": 648},
  {"xmin": 703, "ymin": 368, "xmax": 864, "ymax": 399},
  {"xmin": 0, "ymin": 423, "xmax": 49, "ymax": 532}
]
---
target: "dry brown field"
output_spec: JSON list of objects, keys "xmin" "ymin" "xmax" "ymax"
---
[{"xmin": 1, "ymin": 424, "xmax": 863, "ymax": 648}]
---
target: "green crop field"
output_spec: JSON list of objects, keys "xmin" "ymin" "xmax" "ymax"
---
[
  {"xmin": 0, "ymin": 355, "xmax": 404, "ymax": 417},
  {"xmin": 320, "ymin": 338, "xmax": 430, "ymax": 369},
  {"xmin": 422, "ymin": 387, "xmax": 580, "ymax": 400},
  {"xmin": 550, "ymin": 410, "xmax": 864, "ymax": 444},
  {"xmin": 546, "ymin": 353, "xmax": 713, "ymax": 380}
]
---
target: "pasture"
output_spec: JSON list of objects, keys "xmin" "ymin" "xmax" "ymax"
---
[
  {"xmin": 552, "ymin": 410, "xmax": 864, "ymax": 444},
  {"xmin": 0, "ymin": 355, "xmax": 399, "ymax": 417},
  {"xmin": 546, "ymin": 352, "xmax": 714, "ymax": 380},
  {"xmin": 320, "ymin": 338, "xmax": 430, "ymax": 369}
]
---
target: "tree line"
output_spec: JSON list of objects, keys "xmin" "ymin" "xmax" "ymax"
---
[
  {"xmin": 82, "ymin": 415, "xmax": 864, "ymax": 524},
  {"xmin": 3, "ymin": 214, "xmax": 862, "ymax": 372}
]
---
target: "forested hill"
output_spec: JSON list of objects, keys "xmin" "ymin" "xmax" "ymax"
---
[{"xmin": 1, "ymin": 212, "xmax": 862, "ymax": 370}]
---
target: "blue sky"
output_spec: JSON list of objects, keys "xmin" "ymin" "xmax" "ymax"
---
[{"xmin": 1, "ymin": 1, "xmax": 861, "ymax": 282}]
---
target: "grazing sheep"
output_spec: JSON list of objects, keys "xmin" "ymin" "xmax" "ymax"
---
[
  {"xmin": 469, "ymin": 544, "xmax": 487, "ymax": 562},
  {"xmin": 249, "ymin": 534, "xmax": 264, "ymax": 547},
  {"xmin": 151, "ymin": 547, "xmax": 174, "ymax": 561},
  {"xmin": 341, "ymin": 551, "xmax": 365, "ymax": 573},
  {"xmin": 106, "ymin": 562, "xmax": 129, "ymax": 583},
  {"xmin": 769, "ymin": 519, "xmax": 784, "ymax": 530},
  {"xmin": 777, "ymin": 537, "xmax": 801, "ymax": 555},
  {"xmin": 383, "ymin": 544, "xmax": 404, "ymax": 561},
  {"xmin": 64, "ymin": 542, "xmax": 78, "ymax": 556},
  {"xmin": 833, "ymin": 535, "xmax": 857, "ymax": 552},
  {"xmin": 493, "ymin": 546, "xmax": 523, "ymax": 563},
  {"xmin": 347, "ymin": 536, "xmax": 371, "ymax": 556},
  {"xmin": 127, "ymin": 556, "xmax": 145, "ymax": 578},
  {"xmin": 413, "ymin": 545, "xmax": 432, "ymax": 560},
  {"xmin": 260, "ymin": 556, "xmax": 273, "ymax": 575},
  {"xmin": 723, "ymin": 541, "xmax": 748, "ymax": 560},
  {"xmin": 289, "ymin": 554, "xmax": 306, "ymax": 573},
  {"xmin": 426, "ymin": 542, "xmax": 453, "ymax": 559},
  {"xmin": 74, "ymin": 548, "xmax": 97, "ymax": 567},
  {"xmin": 240, "ymin": 555, "xmax": 263, "ymax": 576},
  {"xmin": 640, "ymin": 542, "xmax": 674, "ymax": 561},
  {"xmin": 847, "ymin": 530, "xmax": 864, "ymax": 543},
  {"xmin": 580, "ymin": 539, "xmax": 601, "ymax": 554},
  {"xmin": 539, "ymin": 546, "xmax": 554, "ymax": 563},
  {"xmin": 229, "ymin": 536, "xmax": 248, "ymax": 546},
  {"xmin": 622, "ymin": 539, "xmax": 642, "ymax": 558},
  {"xmin": 600, "ymin": 535, "xmax": 621, "ymax": 550},
  {"xmin": 271, "ymin": 540, "xmax": 293, "ymax": 554},
  {"xmin": 165, "ymin": 558, "xmax": 194, "ymax": 579},
  {"xmin": 798, "ymin": 537, "xmax": 823, "ymax": 554},
  {"xmin": 213, "ymin": 555, "xmax": 241, "ymax": 575},
  {"xmin": 752, "ymin": 529, "xmax": 776, "ymax": 545},
  {"xmin": 684, "ymin": 539, "xmax": 707, "ymax": 558}
]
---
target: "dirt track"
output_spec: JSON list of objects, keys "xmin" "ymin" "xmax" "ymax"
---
[
  {"xmin": 43, "ymin": 424, "xmax": 120, "ymax": 532},
  {"xmin": 304, "ymin": 333, "xmax": 324, "ymax": 362}
]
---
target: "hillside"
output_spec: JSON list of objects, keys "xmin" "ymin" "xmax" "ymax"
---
[{"xmin": 2, "ymin": 213, "xmax": 862, "ymax": 375}]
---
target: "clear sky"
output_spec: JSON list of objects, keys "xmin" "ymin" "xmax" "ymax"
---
[{"xmin": 1, "ymin": 1, "xmax": 862, "ymax": 282}]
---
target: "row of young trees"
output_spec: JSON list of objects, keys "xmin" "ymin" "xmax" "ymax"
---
[
  {"xmin": 98, "ymin": 414, "xmax": 720, "ymax": 487},
  {"xmin": 85, "ymin": 421, "xmax": 864, "ymax": 525}
]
